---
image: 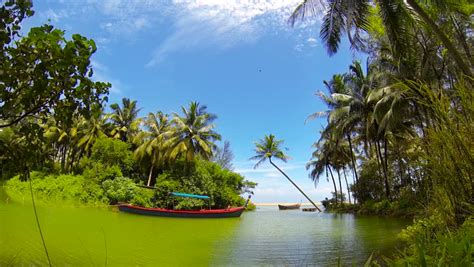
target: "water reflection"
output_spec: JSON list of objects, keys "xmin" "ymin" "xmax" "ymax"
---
[{"xmin": 215, "ymin": 206, "xmax": 407, "ymax": 266}]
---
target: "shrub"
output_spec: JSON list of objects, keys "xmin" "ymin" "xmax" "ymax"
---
[
  {"xmin": 101, "ymin": 177, "xmax": 138, "ymax": 204},
  {"xmin": 5, "ymin": 172, "xmax": 106, "ymax": 205},
  {"xmin": 79, "ymin": 137, "xmax": 138, "ymax": 181},
  {"xmin": 154, "ymin": 159, "xmax": 251, "ymax": 209}
]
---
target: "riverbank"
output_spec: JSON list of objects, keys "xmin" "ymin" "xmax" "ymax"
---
[{"xmin": 323, "ymin": 200, "xmax": 419, "ymax": 219}]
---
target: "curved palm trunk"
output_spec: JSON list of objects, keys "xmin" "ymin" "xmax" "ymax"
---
[
  {"xmin": 343, "ymin": 168, "xmax": 352, "ymax": 204},
  {"xmin": 269, "ymin": 158, "xmax": 321, "ymax": 212},
  {"xmin": 327, "ymin": 165, "xmax": 338, "ymax": 204},
  {"xmin": 405, "ymin": 0, "xmax": 472, "ymax": 76}
]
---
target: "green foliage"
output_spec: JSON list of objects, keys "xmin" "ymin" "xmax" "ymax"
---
[
  {"xmin": 168, "ymin": 101, "xmax": 221, "ymax": 161},
  {"xmin": 154, "ymin": 159, "xmax": 248, "ymax": 209},
  {"xmin": 387, "ymin": 217, "xmax": 474, "ymax": 266},
  {"xmin": 102, "ymin": 177, "xmax": 137, "ymax": 204},
  {"xmin": 5, "ymin": 172, "xmax": 106, "ymax": 205},
  {"xmin": 101, "ymin": 177, "xmax": 152, "ymax": 207},
  {"xmin": 80, "ymin": 137, "xmax": 137, "ymax": 181},
  {"xmin": 175, "ymin": 198, "xmax": 206, "ymax": 210},
  {"xmin": 351, "ymin": 158, "xmax": 384, "ymax": 202},
  {"xmin": 0, "ymin": 14, "xmax": 110, "ymax": 128},
  {"xmin": 82, "ymin": 160, "xmax": 122, "ymax": 183}
]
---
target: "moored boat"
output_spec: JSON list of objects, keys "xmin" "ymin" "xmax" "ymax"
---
[
  {"xmin": 278, "ymin": 203, "xmax": 301, "ymax": 210},
  {"xmin": 118, "ymin": 192, "xmax": 251, "ymax": 218},
  {"xmin": 118, "ymin": 205, "xmax": 246, "ymax": 218}
]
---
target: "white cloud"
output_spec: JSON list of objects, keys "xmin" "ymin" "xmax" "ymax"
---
[
  {"xmin": 144, "ymin": 0, "xmax": 324, "ymax": 66},
  {"xmin": 307, "ymin": 37, "xmax": 317, "ymax": 46},
  {"xmin": 43, "ymin": 1, "xmax": 324, "ymax": 64}
]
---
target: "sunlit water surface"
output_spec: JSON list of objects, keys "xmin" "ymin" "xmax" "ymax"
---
[{"xmin": 0, "ymin": 192, "xmax": 408, "ymax": 266}]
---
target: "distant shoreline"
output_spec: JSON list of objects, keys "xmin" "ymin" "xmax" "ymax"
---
[{"xmin": 254, "ymin": 202, "xmax": 321, "ymax": 206}]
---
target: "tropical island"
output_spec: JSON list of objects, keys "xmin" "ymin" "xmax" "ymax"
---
[{"xmin": 1, "ymin": 0, "xmax": 473, "ymax": 266}]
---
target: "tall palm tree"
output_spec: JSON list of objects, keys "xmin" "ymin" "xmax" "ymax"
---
[
  {"xmin": 289, "ymin": 0, "xmax": 472, "ymax": 76},
  {"xmin": 251, "ymin": 134, "xmax": 321, "ymax": 211},
  {"xmin": 109, "ymin": 98, "xmax": 141, "ymax": 143},
  {"xmin": 167, "ymin": 101, "xmax": 221, "ymax": 161},
  {"xmin": 134, "ymin": 111, "xmax": 171, "ymax": 186}
]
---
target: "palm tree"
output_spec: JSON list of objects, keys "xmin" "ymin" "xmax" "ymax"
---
[
  {"xmin": 109, "ymin": 98, "xmax": 141, "ymax": 143},
  {"xmin": 167, "ymin": 101, "xmax": 221, "ymax": 161},
  {"xmin": 134, "ymin": 111, "xmax": 171, "ymax": 186},
  {"xmin": 306, "ymin": 142, "xmax": 339, "ymax": 204},
  {"xmin": 251, "ymin": 134, "xmax": 321, "ymax": 211},
  {"xmin": 289, "ymin": 0, "xmax": 472, "ymax": 76},
  {"xmin": 77, "ymin": 110, "xmax": 110, "ymax": 156},
  {"xmin": 42, "ymin": 118, "xmax": 79, "ymax": 172}
]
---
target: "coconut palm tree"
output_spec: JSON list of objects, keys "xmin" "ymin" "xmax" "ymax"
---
[
  {"xmin": 307, "ymin": 142, "xmax": 339, "ymax": 204},
  {"xmin": 77, "ymin": 110, "xmax": 110, "ymax": 156},
  {"xmin": 167, "ymin": 101, "xmax": 221, "ymax": 161},
  {"xmin": 134, "ymin": 111, "xmax": 172, "ymax": 186},
  {"xmin": 251, "ymin": 134, "xmax": 321, "ymax": 211},
  {"xmin": 109, "ymin": 98, "xmax": 141, "ymax": 143},
  {"xmin": 289, "ymin": 0, "xmax": 472, "ymax": 76}
]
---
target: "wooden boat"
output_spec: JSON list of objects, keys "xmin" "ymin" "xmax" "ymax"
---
[
  {"xmin": 118, "ymin": 205, "xmax": 246, "ymax": 218},
  {"xmin": 118, "ymin": 192, "xmax": 251, "ymax": 218},
  {"xmin": 278, "ymin": 203, "xmax": 301, "ymax": 210}
]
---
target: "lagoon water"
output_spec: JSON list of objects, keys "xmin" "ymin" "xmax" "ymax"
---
[{"xmin": 0, "ymin": 197, "xmax": 407, "ymax": 266}]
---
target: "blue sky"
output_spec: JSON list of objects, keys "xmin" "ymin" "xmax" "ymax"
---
[{"xmin": 25, "ymin": 0, "xmax": 363, "ymax": 203}]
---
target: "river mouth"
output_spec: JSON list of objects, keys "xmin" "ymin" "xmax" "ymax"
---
[{"xmin": 0, "ymin": 197, "xmax": 407, "ymax": 266}]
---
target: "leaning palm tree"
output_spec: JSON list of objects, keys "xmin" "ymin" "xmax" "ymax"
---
[
  {"xmin": 250, "ymin": 134, "xmax": 321, "ymax": 211},
  {"xmin": 109, "ymin": 98, "xmax": 141, "ymax": 143},
  {"xmin": 134, "ymin": 111, "xmax": 172, "ymax": 186},
  {"xmin": 167, "ymin": 101, "xmax": 221, "ymax": 161}
]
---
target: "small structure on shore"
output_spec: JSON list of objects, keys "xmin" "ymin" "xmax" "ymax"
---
[{"xmin": 302, "ymin": 208, "xmax": 317, "ymax": 212}]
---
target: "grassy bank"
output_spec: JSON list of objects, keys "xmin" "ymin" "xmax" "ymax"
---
[{"xmin": 323, "ymin": 200, "xmax": 419, "ymax": 218}]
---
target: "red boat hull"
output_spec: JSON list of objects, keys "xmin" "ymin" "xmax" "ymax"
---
[{"xmin": 118, "ymin": 204, "xmax": 245, "ymax": 218}]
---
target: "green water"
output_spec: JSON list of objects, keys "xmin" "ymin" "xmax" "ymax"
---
[{"xmin": 0, "ymin": 196, "xmax": 408, "ymax": 266}]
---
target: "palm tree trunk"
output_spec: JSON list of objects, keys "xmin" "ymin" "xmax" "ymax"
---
[
  {"xmin": 327, "ymin": 165, "xmax": 338, "ymax": 204},
  {"xmin": 343, "ymin": 168, "xmax": 352, "ymax": 204},
  {"xmin": 347, "ymin": 133, "xmax": 359, "ymax": 184},
  {"xmin": 336, "ymin": 169, "xmax": 344, "ymax": 204},
  {"xmin": 405, "ymin": 0, "xmax": 472, "ymax": 76},
  {"xmin": 147, "ymin": 165, "xmax": 154, "ymax": 187},
  {"xmin": 383, "ymin": 138, "xmax": 391, "ymax": 199},
  {"xmin": 269, "ymin": 158, "xmax": 321, "ymax": 212},
  {"xmin": 376, "ymin": 139, "xmax": 390, "ymax": 199}
]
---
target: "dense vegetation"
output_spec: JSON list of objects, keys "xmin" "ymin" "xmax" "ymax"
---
[
  {"xmin": 291, "ymin": 0, "xmax": 473, "ymax": 264},
  {"xmin": 0, "ymin": 1, "xmax": 255, "ymax": 210},
  {"xmin": 1, "ymin": 0, "xmax": 472, "ymax": 265}
]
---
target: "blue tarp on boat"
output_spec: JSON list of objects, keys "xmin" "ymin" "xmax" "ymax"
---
[{"xmin": 170, "ymin": 192, "xmax": 210, "ymax": 199}]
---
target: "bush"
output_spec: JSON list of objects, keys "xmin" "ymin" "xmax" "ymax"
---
[
  {"xmin": 387, "ymin": 217, "xmax": 474, "ymax": 266},
  {"xmin": 82, "ymin": 159, "xmax": 122, "ymax": 182},
  {"xmin": 5, "ymin": 172, "xmax": 107, "ymax": 205},
  {"xmin": 79, "ymin": 137, "xmax": 138, "ymax": 181},
  {"xmin": 153, "ymin": 159, "xmax": 250, "ymax": 209},
  {"xmin": 102, "ymin": 177, "xmax": 139, "ymax": 204}
]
